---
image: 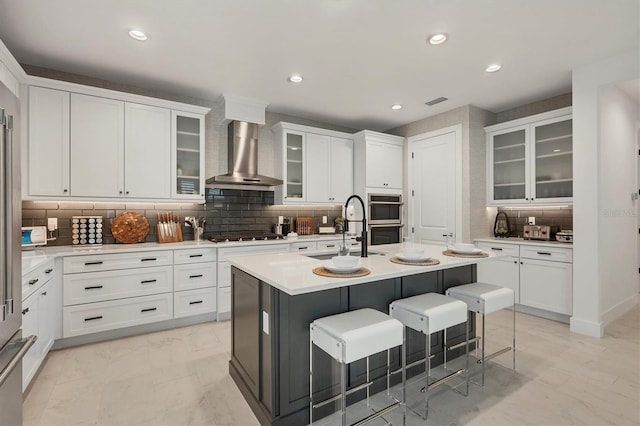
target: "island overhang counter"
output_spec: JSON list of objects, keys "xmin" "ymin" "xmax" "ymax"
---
[{"xmin": 227, "ymin": 243, "xmax": 501, "ymax": 426}]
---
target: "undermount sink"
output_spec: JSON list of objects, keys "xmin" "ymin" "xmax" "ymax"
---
[{"xmin": 304, "ymin": 250, "xmax": 384, "ymax": 260}]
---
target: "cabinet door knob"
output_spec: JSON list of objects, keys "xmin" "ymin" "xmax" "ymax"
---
[
  {"xmin": 126, "ymin": 191, "xmax": 130, "ymax": 195},
  {"xmin": 63, "ymin": 189, "xmax": 68, "ymax": 193},
  {"xmin": 119, "ymin": 191, "xmax": 123, "ymax": 195},
  {"xmin": 22, "ymin": 308, "xmax": 29, "ymax": 315}
]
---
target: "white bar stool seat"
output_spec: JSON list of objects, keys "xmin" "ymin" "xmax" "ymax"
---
[
  {"xmin": 446, "ymin": 283, "xmax": 516, "ymax": 386},
  {"xmin": 310, "ymin": 308, "xmax": 404, "ymax": 426},
  {"xmin": 389, "ymin": 293, "xmax": 470, "ymax": 420}
]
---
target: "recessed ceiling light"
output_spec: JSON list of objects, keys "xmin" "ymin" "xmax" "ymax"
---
[
  {"xmin": 288, "ymin": 74, "xmax": 303, "ymax": 83},
  {"xmin": 391, "ymin": 104, "xmax": 403, "ymax": 110},
  {"xmin": 427, "ymin": 33, "xmax": 448, "ymax": 45},
  {"xmin": 485, "ymin": 64, "xmax": 502, "ymax": 73},
  {"xmin": 128, "ymin": 29, "xmax": 148, "ymax": 41}
]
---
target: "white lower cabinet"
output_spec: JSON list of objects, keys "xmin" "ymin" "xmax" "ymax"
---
[
  {"xmin": 520, "ymin": 257, "xmax": 573, "ymax": 315},
  {"xmin": 63, "ymin": 293, "xmax": 173, "ymax": 337},
  {"xmin": 172, "ymin": 247, "xmax": 217, "ymax": 318},
  {"xmin": 476, "ymin": 240, "xmax": 572, "ymax": 317},
  {"xmin": 22, "ymin": 259, "xmax": 61, "ymax": 391},
  {"xmin": 174, "ymin": 287, "xmax": 217, "ymax": 319}
]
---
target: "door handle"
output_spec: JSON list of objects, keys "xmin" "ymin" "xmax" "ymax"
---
[{"xmin": 0, "ymin": 336, "xmax": 37, "ymax": 387}]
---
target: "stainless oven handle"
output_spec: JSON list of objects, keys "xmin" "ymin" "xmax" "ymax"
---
[
  {"xmin": 368, "ymin": 201, "xmax": 404, "ymax": 206},
  {"xmin": 0, "ymin": 335, "xmax": 37, "ymax": 387},
  {"xmin": 368, "ymin": 224, "xmax": 405, "ymax": 228}
]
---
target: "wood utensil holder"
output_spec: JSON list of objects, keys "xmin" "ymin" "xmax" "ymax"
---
[{"xmin": 295, "ymin": 217, "xmax": 312, "ymax": 235}]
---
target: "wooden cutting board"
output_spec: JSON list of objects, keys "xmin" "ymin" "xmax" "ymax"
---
[{"xmin": 111, "ymin": 211, "xmax": 149, "ymax": 244}]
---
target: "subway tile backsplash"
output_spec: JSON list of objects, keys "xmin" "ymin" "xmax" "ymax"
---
[
  {"xmin": 22, "ymin": 189, "xmax": 343, "ymax": 246},
  {"xmin": 496, "ymin": 206, "xmax": 573, "ymax": 237}
]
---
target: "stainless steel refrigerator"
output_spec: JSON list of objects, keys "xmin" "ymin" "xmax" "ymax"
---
[{"xmin": 0, "ymin": 82, "xmax": 35, "ymax": 425}]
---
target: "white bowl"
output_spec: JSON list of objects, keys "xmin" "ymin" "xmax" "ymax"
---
[
  {"xmin": 332, "ymin": 256, "xmax": 360, "ymax": 269},
  {"xmin": 453, "ymin": 243, "xmax": 475, "ymax": 252},
  {"xmin": 401, "ymin": 248, "xmax": 424, "ymax": 259}
]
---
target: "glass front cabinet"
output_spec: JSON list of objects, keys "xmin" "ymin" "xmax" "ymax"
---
[
  {"xmin": 486, "ymin": 107, "xmax": 572, "ymax": 205},
  {"xmin": 171, "ymin": 110, "xmax": 205, "ymax": 201}
]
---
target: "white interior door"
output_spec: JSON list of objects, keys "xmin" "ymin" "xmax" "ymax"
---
[{"xmin": 409, "ymin": 128, "xmax": 459, "ymax": 245}]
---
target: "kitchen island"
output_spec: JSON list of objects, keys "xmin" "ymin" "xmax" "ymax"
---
[{"xmin": 227, "ymin": 243, "xmax": 501, "ymax": 426}]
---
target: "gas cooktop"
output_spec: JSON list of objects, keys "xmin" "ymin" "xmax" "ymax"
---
[{"xmin": 207, "ymin": 233, "xmax": 285, "ymax": 243}]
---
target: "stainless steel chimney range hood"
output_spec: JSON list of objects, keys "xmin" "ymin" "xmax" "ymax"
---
[{"xmin": 206, "ymin": 120, "xmax": 283, "ymax": 188}]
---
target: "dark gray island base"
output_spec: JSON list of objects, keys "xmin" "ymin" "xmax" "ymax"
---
[{"xmin": 229, "ymin": 264, "xmax": 477, "ymax": 426}]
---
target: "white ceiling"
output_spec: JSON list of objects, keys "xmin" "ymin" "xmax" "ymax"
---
[{"xmin": 0, "ymin": 0, "xmax": 638, "ymax": 131}]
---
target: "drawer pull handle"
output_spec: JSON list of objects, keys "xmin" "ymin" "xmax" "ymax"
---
[
  {"xmin": 189, "ymin": 274, "xmax": 203, "ymax": 279},
  {"xmin": 28, "ymin": 279, "xmax": 38, "ymax": 285},
  {"xmin": 141, "ymin": 307, "xmax": 157, "ymax": 313},
  {"xmin": 84, "ymin": 261, "xmax": 103, "ymax": 266},
  {"xmin": 490, "ymin": 247, "xmax": 503, "ymax": 251},
  {"xmin": 45, "ymin": 268, "xmax": 53, "ymax": 274},
  {"xmin": 22, "ymin": 308, "xmax": 29, "ymax": 315},
  {"xmin": 189, "ymin": 300, "xmax": 203, "ymax": 305},
  {"xmin": 326, "ymin": 244, "xmax": 335, "ymax": 248},
  {"xmin": 84, "ymin": 316, "xmax": 103, "ymax": 322},
  {"xmin": 41, "ymin": 291, "xmax": 47, "ymax": 296},
  {"xmin": 537, "ymin": 251, "xmax": 552, "ymax": 256},
  {"xmin": 84, "ymin": 285, "xmax": 103, "ymax": 290},
  {"xmin": 140, "ymin": 279, "xmax": 157, "ymax": 284},
  {"xmin": 141, "ymin": 258, "xmax": 157, "ymax": 262},
  {"xmin": 189, "ymin": 254, "xmax": 203, "ymax": 258},
  {"xmin": 297, "ymin": 246, "xmax": 308, "ymax": 250}
]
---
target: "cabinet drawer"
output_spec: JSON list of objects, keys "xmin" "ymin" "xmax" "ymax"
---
[
  {"xmin": 64, "ymin": 250, "xmax": 173, "ymax": 273},
  {"xmin": 290, "ymin": 241, "xmax": 318, "ymax": 252},
  {"xmin": 174, "ymin": 288, "xmax": 216, "ymax": 318},
  {"xmin": 22, "ymin": 259, "xmax": 55, "ymax": 300},
  {"xmin": 476, "ymin": 242, "xmax": 519, "ymax": 257},
  {"xmin": 63, "ymin": 293, "xmax": 173, "ymax": 337},
  {"xmin": 520, "ymin": 245, "xmax": 572, "ymax": 262},
  {"xmin": 63, "ymin": 266, "xmax": 173, "ymax": 306},
  {"xmin": 217, "ymin": 243, "xmax": 289, "ymax": 261},
  {"xmin": 218, "ymin": 286, "xmax": 231, "ymax": 314},
  {"xmin": 317, "ymin": 240, "xmax": 341, "ymax": 250},
  {"xmin": 174, "ymin": 263, "xmax": 216, "ymax": 291},
  {"xmin": 173, "ymin": 248, "xmax": 216, "ymax": 264}
]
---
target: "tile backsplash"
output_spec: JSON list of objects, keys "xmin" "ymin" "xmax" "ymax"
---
[
  {"xmin": 22, "ymin": 189, "xmax": 343, "ymax": 246},
  {"xmin": 496, "ymin": 206, "xmax": 573, "ymax": 237}
]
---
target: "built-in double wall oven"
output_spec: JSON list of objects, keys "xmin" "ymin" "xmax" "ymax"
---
[{"xmin": 368, "ymin": 193, "xmax": 403, "ymax": 245}]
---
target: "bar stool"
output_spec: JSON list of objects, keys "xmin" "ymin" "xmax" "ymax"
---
[
  {"xmin": 446, "ymin": 283, "xmax": 515, "ymax": 386},
  {"xmin": 309, "ymin": 308, "xmax": 404, "ymax": 426},
  {"xmin": 389, "ymin": 293, "xmax": 469, "ymax": 420}
]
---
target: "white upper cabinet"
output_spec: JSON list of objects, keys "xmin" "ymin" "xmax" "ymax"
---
[
  {"xmin": 125, "ymin": 103, "xmax": 171, "ymax": 199},
  {"xmin": 273, "ymin": 122, "xmax": 353, "ymax": 204},
  {"xmin": 306, "ymin": 133, "xmax": 354, "ymax": 203},
  {"xmin": 486, "ymin": 107, "xmax": 572, "ymax": 205},
  {"xmin": 353, "ymin": 130, "xmax": 405, "ymax": 193},
  {"xmin": 24, "ymin": 82, "xmax": 209, "ymax": 201},
  {"xmin": 70, "ymin": 93, "xmax": 125, "ymax": 197},
  {"xmin": 172, "ymin": 111, "xmax": 205, "ymax": 201},
  {"xmin": 28, "ymin": 86, "xmax": 70, "ymax": 196}
]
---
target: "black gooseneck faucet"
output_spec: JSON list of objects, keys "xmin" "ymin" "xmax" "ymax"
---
[{"xmin": 344, "ymin": 195, "xmax": 368, "ymax": 257}]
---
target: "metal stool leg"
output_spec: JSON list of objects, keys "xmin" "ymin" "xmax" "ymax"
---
[
  {"xmin": 424, "ymin": 333, "xmax": 431, "ymax": 419},
  {"xmin": 309, "ymin": 327, "xmax": 314, "ymax": 425},
  {"xmin": 465, "ymin": 318, "xmax": 470, "ymax": 396},
  {"xmin": 366, "ymin": 356, "xmax": 370, "ymax": 407},
  {"xmin": 341, "ymin": 358, "xmax": 347, "ymax": 426},
  {"xmin": 402, "ymin": 327, "xmax": 407, "ymax": 424},
  {"xmin": 481, "ymin": 312, "xmax": 485, "ymax": 387},
  {"xmin": 513, "ymin": 298, "xmax": 516, "ymax": 371}
]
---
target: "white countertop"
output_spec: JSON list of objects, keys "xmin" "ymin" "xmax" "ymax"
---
[
  {"xmin": 20, "ymin": 234, "xmax": 358, "ymax": 276},
  {"xmin": 474, "ymin": 237, "xmax": 573, "ymax": 247},
  {"xmin": 228, "ymin": 243, "xmax": 502, "ymax": 296}
]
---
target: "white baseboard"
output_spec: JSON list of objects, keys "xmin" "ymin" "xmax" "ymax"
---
[
  {"xmin": 569, "ymin": 316, "xmax": 604, "ymax": 338},
  {"xmin": 601, "ymin": 293, "xmax": 639, "ymax": 327}
]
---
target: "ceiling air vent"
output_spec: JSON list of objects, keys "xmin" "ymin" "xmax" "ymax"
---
[{"xmin": 425, "ymin": 97, "xmax": 448, "ymax": 106}]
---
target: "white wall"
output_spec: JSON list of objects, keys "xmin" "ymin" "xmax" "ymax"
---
[
  {"xmin": 598, "ymin": 83, "xmax": 639, "ymax": 320},
  {"xmin": 571, "ymin": 49, "xmax": 640, "ymax": 337}
]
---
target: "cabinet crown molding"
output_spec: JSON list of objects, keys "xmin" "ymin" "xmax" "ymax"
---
[
  {"xmin": 484, "ymin": 106, "xmax": 572, "ymax": 132},
  {"xmin": 25, "ymin": 76, "xmax": 211, "ymax": 115}
]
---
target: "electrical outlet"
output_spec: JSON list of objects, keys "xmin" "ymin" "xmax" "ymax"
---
[
  {"xmin": 322, "ymin": 216, "xmax": 327, "ymax": 224},
  {"xmin": 47, "ymin": 217, "xmax": 58, "ymax": 231},
  {"xmin": 528, "ymin": 216, "xmax": 535, "ymax": 225}
]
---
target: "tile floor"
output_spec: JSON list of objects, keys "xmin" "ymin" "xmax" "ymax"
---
[{"xmin": 24, "ymin": 303, "xmax": 639, "ymax": 425}]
